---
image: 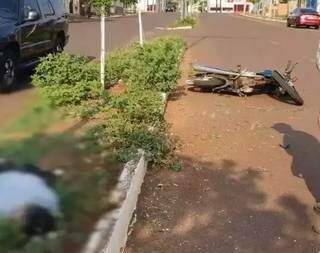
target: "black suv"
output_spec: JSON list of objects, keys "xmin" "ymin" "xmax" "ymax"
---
[{"xmin": 0, "ymin": 0, "xmax": 69, "ymax": 91}]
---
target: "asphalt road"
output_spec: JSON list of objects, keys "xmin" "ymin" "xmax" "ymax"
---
[
  {"xmin": 126, "ymin": 14, "xmax": 320, "ymax": 253},
  {"xmin": 66, "ymin": 12, "xmax": 178, "ymax": 58},
  {"xmin": 0, "ymin": 13, "xmax": 178, "ymax": 125}
]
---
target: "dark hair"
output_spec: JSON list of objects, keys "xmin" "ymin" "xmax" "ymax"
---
[{"xmin": 22, "ymin": 205, "xmax": 56, "ymax": 235}]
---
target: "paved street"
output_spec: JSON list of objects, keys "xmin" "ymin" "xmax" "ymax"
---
[
  {"xmin": 0, "ymin": 13, "xmax": 177, "ymax": 126},
  {"xmin": 66, "ymin": 13, "xmax": 178, "ymax": 58},
  {"xmin": 125, "ymin": 14, "xmax": 320, "ymax": 253}
]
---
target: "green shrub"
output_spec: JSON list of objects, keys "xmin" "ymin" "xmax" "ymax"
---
[
  {"xmin": 109, "ymin": 89, "xmax": 164, "ymax": 124},
  {"xmin": 32, "ymin": 37, "xmax": 186, "ymax": 107},
  {"xmin": 174, "ymin": 16, "xmax": 197, "ymax": 27},
  {"xmin": 33, "ymin": 53, "xmax": 99, "ymax": 87},
  {"xmin": 101, "ymin": 111, "xmax": 174, "ymax": 163},
  {"xmin": 123, "ymin": 37, "xmax": 186, "ymax": 92},
  {"xmin": 93, "ymin": 37, "xmax": 186, "ymax": 164},
  {"xmin": 117, "ymin": 126, "xmax": 174, "ymax": 164},
  {"xmin": 38, "ymin": 80, "xmax": 101, "ymax": 107},
  {"xmin": 105, "ymin": 49, "xmax": 132, "ymax": 86},
  {"xmin": 32, "ymin": 53, "xmax": 101, "ymax": 107}
]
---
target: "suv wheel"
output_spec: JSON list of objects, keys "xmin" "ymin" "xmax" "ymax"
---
[{"xmin": 0, "ymin": 49, "xmax": 18, "ymax": 92}]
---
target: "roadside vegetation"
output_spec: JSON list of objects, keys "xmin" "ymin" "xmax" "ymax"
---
[
  {"xmin": 0, "ymin": 36, "xmax": 186, "ymax": 252},
  {"xmin": 173, "ymin": 15, "xmax": 197, "ymax": 28}
]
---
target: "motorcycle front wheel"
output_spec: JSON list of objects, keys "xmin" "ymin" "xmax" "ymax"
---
[{"xmin": 271, "ymin": 70, "xmax": 304, "ymax": 106}]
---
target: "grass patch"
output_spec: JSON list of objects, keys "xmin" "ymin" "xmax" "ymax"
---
[
  {"xmin": 0, "ymin": 94, "xmax": 57, "ymax": 138},
  {"xmin": 0, "ymin": 95, "xmax": 121, "ymax": 253}
]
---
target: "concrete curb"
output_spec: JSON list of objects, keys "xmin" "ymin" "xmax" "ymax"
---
[
  {"xmin": 240, "ymin": 14, "xmax": 286, "ymax": 23},
  {"xmin": 161, "ymin": 92, "xmax": 169, "ymax": 114},
  {"xmin": 82, "ymin": 151, "xmax": 148, "ymax": 253},
  {"xmin": 82, "ymin": 92, "xmax": 169, "ymax": 253},
  {"xmin": 156, "ymin": 26, "xmax": 193, "ymax": 31}
]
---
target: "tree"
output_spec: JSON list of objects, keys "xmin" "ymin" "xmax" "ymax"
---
[
  {"xmin": 120, "ymin": 0, "xmax": 138, "ymax": 15},
  {"xmin": 89, "ymin": 0, "xmax": 112, "ymax": 10}
]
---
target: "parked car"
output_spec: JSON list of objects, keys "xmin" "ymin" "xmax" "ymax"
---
[
  {"xmin": 0, "ymin": 0, "xmax": 69, "ymax": 92},
  {"xmin": 287, "ymin": 8, "xmax": 320, "ymax": 29},
  {"xmin": 165, "ymin": 4, "xmax": 176, "ymax": 12}
]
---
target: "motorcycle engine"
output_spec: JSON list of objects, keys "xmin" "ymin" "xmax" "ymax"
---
[{"xmin": 238, "ymin": 78, "xmax": 255, "ymax": 94}]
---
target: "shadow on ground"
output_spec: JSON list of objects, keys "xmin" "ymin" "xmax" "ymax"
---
[
  {"xmin": 13, "ymin": 67, "xmax": 34, "ymax": 92},
  {"xmin": 125, "ymin": 156, "xmax": 320, "ymax": 253},
  {"xmin": 273, "ymin": 123, "xmax": 320, "ymax": 202}
]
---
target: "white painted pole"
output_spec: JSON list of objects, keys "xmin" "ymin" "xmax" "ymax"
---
[
  {"xmin": 269, "ymin": 0, "xmax": 272, "ymax": 17},
  {"xmin": 138, "ymin": 1, "xmax": 144, "ymax": 46},
  {"xmin": 317, "ymin": 40, "xmax": 320, "ymax": 71},
  {"xmin": 101, "ymin": 6, "xmax": 106, "ymax": 90}
]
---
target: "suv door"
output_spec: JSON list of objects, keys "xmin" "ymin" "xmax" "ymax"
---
[
  {"xmin": 19, "ymin": 0, "xmax": 43, "ymax": 59},
  {"xmin": 36, "ymin": 0, "xmax": 56, "ymax": 52}
]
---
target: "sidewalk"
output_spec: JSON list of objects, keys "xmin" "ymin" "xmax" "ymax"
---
[{"xmin": 239, "ymin": 13, "xmax": 287, "ymax": 23}]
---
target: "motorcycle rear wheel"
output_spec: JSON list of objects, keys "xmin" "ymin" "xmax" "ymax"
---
[
  {"xmin": 271, "ymin": 70, "xmax": 304, "ymax": 106},
  {"xmin": 191, "ymin": 76, "xmax": 226, "ymax": 89}
]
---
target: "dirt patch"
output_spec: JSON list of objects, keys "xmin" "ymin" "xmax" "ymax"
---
[
  {"xmin": 0, "ymin": 89, "xmax": 35, "ymax": 129},
  {"xmin": 109, "ymin": 80, "xmax": 128, "ymax": 95},
  {"xmin": 125, "ymin": 14, "xmax": 320, "ymax": 253}
]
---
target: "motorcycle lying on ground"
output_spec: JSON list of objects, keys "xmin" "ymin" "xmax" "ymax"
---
[{"xmin": 187, "ymin": 61, "xmax": 304, "ymax": 106}]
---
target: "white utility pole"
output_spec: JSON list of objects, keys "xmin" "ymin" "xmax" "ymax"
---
[
  {"xmin": 181, "ymin": 0, "xmax": 185, "ymax": 19},
  {"xmin": 317, "ymin": 40, "xmax": 320, "ymax": 70},
  {"xmin": 100, "ymin": 6, "xmax": 106, "ymax": 90},
  {"xmin": 269, "ymin": 0, "xmax": 272, "ymax": 17},
  {"xmin": 138, "ymin": 1, "xmax": 144, "ymax": 46}
]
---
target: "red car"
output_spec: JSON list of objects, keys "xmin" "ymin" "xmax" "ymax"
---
[{"xmin": 287, "ymin": 8, "xmax": 320, "ymax": 29}]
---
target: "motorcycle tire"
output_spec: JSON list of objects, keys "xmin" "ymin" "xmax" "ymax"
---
[
  {"xmin": 191, "ymin": 76, "xmax": 226, "ymax": 89},
  {"xmin": 271, "ymin": 70, "xmax": 304, "ymax": 106}
]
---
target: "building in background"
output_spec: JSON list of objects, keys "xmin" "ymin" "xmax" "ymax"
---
[
  {"xmin": 140, "ymin": 0, "xmax": 158, "ymax": 11},
  {"xmin": 208, "ymin": 0, "xmax": 254, "ymax": 13},
  {"xmin": 64, "ymin": 0, "xmax": 128, "ymax": 15},
  {"xmin": 307, "ymin": 0, "xmax": 320, "ymax": 11},
  {"xmin": 255, "ymin": 0, "xmax": 318, "ymax": 18}
]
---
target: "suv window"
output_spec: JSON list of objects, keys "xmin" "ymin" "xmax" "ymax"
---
[
  {"xmin": 0, "ymin": 0, "xmax": 18, "ymax": 19},
  {"xmin": 38, "ymin": 0, "xmax": 54, "ymax": 16},
  {"xmin": 23, "ymin": 0, "xmax": 41, "ymax": 19}
]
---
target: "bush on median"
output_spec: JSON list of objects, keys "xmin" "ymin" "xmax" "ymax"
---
[
  {"xmin": 108, "ymin": 89, "xmax": 164, "ymax": 124},
  {"xmin": 32, "ymin": 37, "xmax": 186, "ymax": 163},
  {"xmin": 174, "ymin": 15, "xmax": 197, "ymax": 28},
  {"xmin": 32, "ymin": 53, "xmax": 101, "ymax": 107},
  {"xmin": 32, "ymin": 37, "xmax": 186, "ymax": 107},
  {"xmin": 122, "ymin": 37, "xmax": 186, "ymax": 92}
]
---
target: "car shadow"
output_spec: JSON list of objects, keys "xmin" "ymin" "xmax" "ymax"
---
[{"xmin": 14, "ymin": 67, "xmax": 34, "ymax": 92}]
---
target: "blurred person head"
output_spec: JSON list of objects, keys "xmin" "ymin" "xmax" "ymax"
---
[{"xmin": 0, "ymin": 163, "xmax": 59, "ymax": 236}]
